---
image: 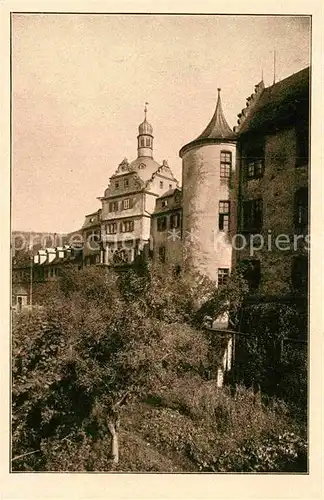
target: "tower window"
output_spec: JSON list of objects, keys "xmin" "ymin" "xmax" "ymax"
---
[
  {"xmin": 220, "ymin": 151, "xmax": 232, "ymax": 178},
  {"xmin": 218, "ymin": 268, "xmax": 229, "ymax": 286},
  {"xmin": 219, "ymin": 201, "xmax": 230, "ymax": 231},
  {"xmin": 145, "ymin": 137, "xmax": 151, "ymax": 147},
  {"xmin": 140, "ymin": 137, "xmax": 145, "ymax": 147}
]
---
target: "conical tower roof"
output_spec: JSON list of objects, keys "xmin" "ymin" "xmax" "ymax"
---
[{"xmin": 179, "ymin": 88, "xmax": 236, "ymax": 157}]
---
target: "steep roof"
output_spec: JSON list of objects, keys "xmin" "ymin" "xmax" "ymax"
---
[
  {"xmin": 196, "ymin": 89, "xmax": 236, "ymax": 141},
  {"xmin": 236, "ymin": 67, "xmax": 310, "ymax": 135},
  {"xmin": 180, "ymin": 89, "xmax": 236, "ymax": 157}
]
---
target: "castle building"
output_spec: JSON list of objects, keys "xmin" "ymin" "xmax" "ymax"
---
[
  {"xmin": 98, "ymin": 105, "xmax": 179, "ymax": 266},
  {"xmin": 235, "ymin": 67, "xmax": 309, "ymax": 298},
  {"xmin": 81, "ymin": 209, "xmax": 102, "ymax": 266},
  {"xmin": 150, "ymin": 187, "xmax": 182, "ymax": 271},
  {"xmin": 179, "ymin": 89, "xmax": 237, "ymax": 285},
  {"xmin": 12, "ymin": 67, "xmax": 309, "ymax": 311}
]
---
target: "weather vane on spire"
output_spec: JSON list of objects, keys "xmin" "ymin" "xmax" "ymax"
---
[{"xmin": 144, "ymin": 102, "xmax": 149, "ymax": 120}]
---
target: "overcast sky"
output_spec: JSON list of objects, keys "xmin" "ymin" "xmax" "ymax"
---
[{"xmin": 12, "ymin": 14, "xmax": 310, "ymax": 233}]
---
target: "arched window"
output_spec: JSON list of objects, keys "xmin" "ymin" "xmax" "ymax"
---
[
  {"xmin": 145, "ymin": 137, "xmax": 151, "ymax": 147},
  {"xmin": 140, "ymin": 137, "xmax": 145, "ymax": 147}
]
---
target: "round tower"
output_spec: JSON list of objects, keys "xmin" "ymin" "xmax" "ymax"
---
[{"xmin": 179, "ymin": 89, "xmax": 237, "ymax": 284}]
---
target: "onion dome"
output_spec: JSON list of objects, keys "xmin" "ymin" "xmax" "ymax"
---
[
  {"xmin": 138, "ymin": 119, "xmax": 153, "ymax": 135},
  {"xmin": 179, "ymin": 88, "xmax": 236, "ymax": 157},
  {"xmin": 138, "ymin": 102, "xmax": 153, "ymax": 135}
]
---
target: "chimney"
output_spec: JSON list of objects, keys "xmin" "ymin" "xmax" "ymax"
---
[
  {"xmin": 56, "ymin": 247, "xmax": 65, "ymax": 259},
  {"xmin": 47, "ymin": 248, "xmax": 56, "ymax": 263},
  {"xmin": 39, "ymin": 249, "xmax": 47, "ymax": 264}
]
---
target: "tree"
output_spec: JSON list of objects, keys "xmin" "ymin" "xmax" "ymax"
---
[
  {"xmin": 13, "ymin": 265, "xmax": 306, "ymax": 472},
  {"xmin": 12, "ymin": 265, "xmax": 211, "ymax": 469}
]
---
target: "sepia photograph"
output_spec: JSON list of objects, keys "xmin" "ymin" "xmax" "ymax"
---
[{"xmin": 10, "ymin": 11, "xmax": 311, "ymax": 476}]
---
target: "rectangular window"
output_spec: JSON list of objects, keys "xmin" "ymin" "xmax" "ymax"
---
[
  {"xmin": 160, "ymin": 181, "xmax": 164, "ymax": 189},
  {"xmin": 242, "ymin": 199, "xmax": 263, "ymax": 232},
  {"xmin": 240, "ymin": 259, "xmax": 261, "ymax": 291},
  {"xmin": 218, "ymin": 268, "xmax": 229, "ymax": 286},
  {"xmin": 115, "ymin": 181, "xmax": 119, "ymax": 189},
  {"xmin": 124, "ymin": 179, "xmax": 129, "ymax": 188},
  {"xmin": 108, "ymin": 201, "xmax": 118, "ymax": 212},
  {"xmin": 107, "ymin": 223, "xmax": 117, "ymax": 234},
  {"xmin": 245, "ymin": 143, "xmax": 265, "ymax": 179},
  {"xmin": 161, "ymin": 199, "xmax": 168, "ymax": 208},
  {"xmin": 220, "ymin": 151, "xmax": 232, "ymax": 179},
  {"xmin": 157, "ymin": 216, "xmax": 167, "ymax": 232},
  {"xmin": 219, "ymin": 201, "xmax": 230, "ymax": 231},
  {"xmin": 296, "ymin": 124, "xmax": 309, "ymax": 167},
  {"xmin": 121, "ymin": 220, "xmax": 134, "ymax": 233},
  {"xmin": 294, "ymin": 188, "xmax": 308, "ymax": 233},
  {"xmin": 123, "ymin": 199, "xmax": 130, "ymax": 210},
  {"xmin": 170, "ymin": 212, "xmax": 181, "ymax": 229},
  {"xmin": 291, "ymin": 256, "xmax": 308, "ymax": 292},
  {"xmin": 158, "ymin": 246, "xmax": 166, "ymax": 263}
]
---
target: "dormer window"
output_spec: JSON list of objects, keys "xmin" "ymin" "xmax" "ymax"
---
[{"xmin": 161, "ymin": 199, "xmax": 168, "ymax": 208}]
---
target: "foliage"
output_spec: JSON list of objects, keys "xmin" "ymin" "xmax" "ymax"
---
[
  {"xmin": 234, "ymin": 301, "xmax": 308, "ymax": 410},
  {"xmin": 12, "ymin": 266, "xmax": 306, "ymax": 472}
]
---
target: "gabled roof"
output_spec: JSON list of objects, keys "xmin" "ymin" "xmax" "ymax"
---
[
  {"xmin": 236, "ymin": 67, "xmax": 310, "ymax": 135},
  {"xmin": 158, "ymin": 187, "xmax": 181, "ymax": 199}
]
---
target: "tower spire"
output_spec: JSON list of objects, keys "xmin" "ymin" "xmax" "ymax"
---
[
  {"xmin": 195, "ymin": 87, "xmax": 234, "ymax": 141},
  {"xmin": 137, "ymin": 103, "xmax": 153, "ymax": 158}
]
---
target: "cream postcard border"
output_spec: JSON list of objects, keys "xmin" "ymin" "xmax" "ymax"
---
[{"xmin": 1, "ymin": 1, "xmax": 323, "ymax": 499}]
